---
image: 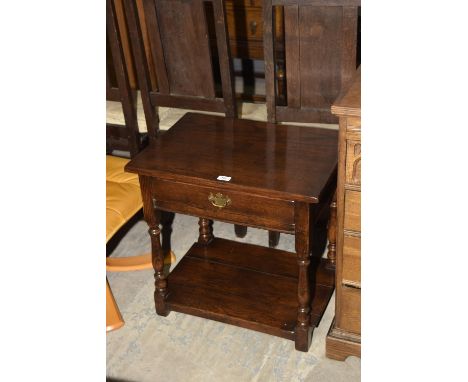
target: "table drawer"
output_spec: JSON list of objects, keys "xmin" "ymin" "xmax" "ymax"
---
[
  {"xmin": 342, "ymin": 234, "xmax": 361, "ymax": 286},
  {"xmin": 337, "ymin": 285, "xmax": 361, "ymax": 334},
  {"xmin": 343, "ymin": 190, "xmax": 360, "ymax": 232},
  {"xmin": 151, "ymin": 179, "xmax": 295, "ymax": 232},
  {"xmin": 345, "ymin": 140, "xmax": 361, "ymax": 186}
]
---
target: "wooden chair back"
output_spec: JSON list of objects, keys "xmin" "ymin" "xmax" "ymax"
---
[
  {"xmin": 107, "ymin": 0, "xmax": 152, "ymax": 157},
  {"xmin": 263, "ymin": 0, "xmax": 360, "ymax": 124},
  {"xmin": 123, "ymin": 0, "xmax": 237, "ymax": 139}
]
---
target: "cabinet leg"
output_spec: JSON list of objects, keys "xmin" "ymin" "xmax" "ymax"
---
[
  {"xmin": 139, "ymin": 176, "xmax": 168, "ymax": 316},
  {"xmin": 294, "ymin": 202, "xmax": 313, "ymax": 352},
  {"xmin": 234, "ymin": 224, "xmax": 247, "ymax": 238},
  {"xmin": 327, "ymin": 192, "xmax": 337, "ymax": 268},
  {"xmin": 149, "ymin": 222, "xmax": 168, "ymax": 316},
  {"xmin": 268, "ymin": 231, "xmax": 280, "ymax": 248},
  {"xmin": 198, "ymin": 218, "xmax": 214, "ymax": 245}
]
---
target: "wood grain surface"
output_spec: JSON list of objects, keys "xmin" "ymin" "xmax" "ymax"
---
[{"xmin": 126, "ymin": 113, "xmax": 338, "ymax": 203}]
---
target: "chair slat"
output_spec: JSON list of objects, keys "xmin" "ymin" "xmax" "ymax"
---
[
  {"xmin": 107, "ymin": 0, "xmax": 141, "ymax": 156},
  {"xmin": 106, "ymin": 254, "xmax": 153, "ymax": 272},
  {"xmin": 284, "ymin": 5, "xmax": 300, "ymax": 108},
  {"xmin": 126, "ymin": 0, "xmax": 236, "ymax": 117},
  {"xmin": 263, "ymin": 0, "xmax": 359, "ymax": 124}
]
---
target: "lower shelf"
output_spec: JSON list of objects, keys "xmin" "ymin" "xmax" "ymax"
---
[{"xmin": 166, "ymin": 238, "xmax": 335, "ymax": 341}]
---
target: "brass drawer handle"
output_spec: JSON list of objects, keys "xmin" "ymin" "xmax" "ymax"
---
[{"xmin": 208, "ymin": 192, "xmax": 231, "ymax": 208}]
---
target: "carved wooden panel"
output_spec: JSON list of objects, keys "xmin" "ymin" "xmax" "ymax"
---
[{"xmin": 345, "ymin": 140, "xmax": 361, "ymax": 186}]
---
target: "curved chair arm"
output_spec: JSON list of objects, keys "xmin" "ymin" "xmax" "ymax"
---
[
  {"xmin": 106, "ymin": 251, "xmax": 175, "ymax": 332},
  {"xmin": 106, "ymin": 254, "xmax": 153, "ymax": 272},
  {"xmin": 106, "ymin": 251, "xmax": 176, "ymax": 272}
]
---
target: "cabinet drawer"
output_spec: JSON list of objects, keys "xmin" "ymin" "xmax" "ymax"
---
[
  {"xmin": 343, "ymin": 190, "xmax": 360, "ymax": 232},
  {"xmin": 345, "ymin": 140, "xmax": 361, "ymax": 186},
  {"xmin": 337, "ymin": 286, "xmax": 361, "ymax": 334},
  {"xmin": 342, "ymin": 234, "xmax": 361, "ymax": 286},
  {"xmin": 151, "ymin": 179, "xmax": 295, "ymax": 232}
]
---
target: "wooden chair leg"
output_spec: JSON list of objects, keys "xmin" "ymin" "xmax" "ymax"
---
[
  {"xmin": 326, "ymin": 192, "xmax": 337, "ymax": 268},
  {"xmin": 234, "ymin": 224, "xmax": 247, "ymax": 238},
  {"xmin": 199, "ymin": 218, "xmax": 214, "ymax": 245},
  {"xmin": 294, "ymin": 202, "xmax": 312, "ymax": 351},
  {"xmin": 268, "ymin": 231, "xmax": 280, "ymax": 248}
]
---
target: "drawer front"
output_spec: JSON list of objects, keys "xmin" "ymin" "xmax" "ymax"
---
[
  {"xmin": 151, "ymin": 179, "xmax": 295, "ymax": 232},
  {"xmin": 343, "ymin": 190, "xmax": 360, "ymax": 232},
  {"xmin": 342, "ymin": 234, "xmax": 361, "ymax": 286},
  {"xmin": 345, "ymin": 139, "xmax": 361, "ymax": 186},
  {"xmin": 337, "ymin": 286, "xmax": 361, "ymax": 334}
]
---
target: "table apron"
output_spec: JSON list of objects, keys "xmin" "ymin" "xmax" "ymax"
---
[{"xmin": 150, "ymin": 178, "xmax": 296, "ymax": 233}]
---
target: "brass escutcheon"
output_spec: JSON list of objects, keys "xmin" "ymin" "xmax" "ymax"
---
[{"xmin": 208, "ymin": 192, "xmax": 231, "ymax": 208}]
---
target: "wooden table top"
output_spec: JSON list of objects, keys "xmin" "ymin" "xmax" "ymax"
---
[{"xmin": 126, "ymin": 113, "xmax": 338, "ymax": 203}]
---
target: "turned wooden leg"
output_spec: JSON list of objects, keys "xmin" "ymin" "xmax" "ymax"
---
[
  {"xmin": 148, "ymin": 223, "xmax": 168, "ymax": 316},
  {"xmin": 161, "ymin": 211, "xmax": 175, "ymax": 257},
  {"xmin": 198, "ymin": 218, "xmax": 214, "ymax": 245},
  {"xmin": 294, "ymin": 202, "xmax": 313, "ymax": 352},
  {"xmin": 139, "ymin": 176, "xmax": 168, "ymax": 316},
  {"xmin": 268, "ymin": 231, "xmax": 280, "ymax": 248},
  {"xmin": 234, "ymin": 224, "xmax": 247, "ymax": 238},
  {"xmin": 327, "ymin": 192, "xmax": 337, "ymax": 268}
]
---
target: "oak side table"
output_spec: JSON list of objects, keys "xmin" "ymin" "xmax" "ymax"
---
[{"xmin": 125, "ymin": 113, "xmax": 338, "ymax": 351}]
